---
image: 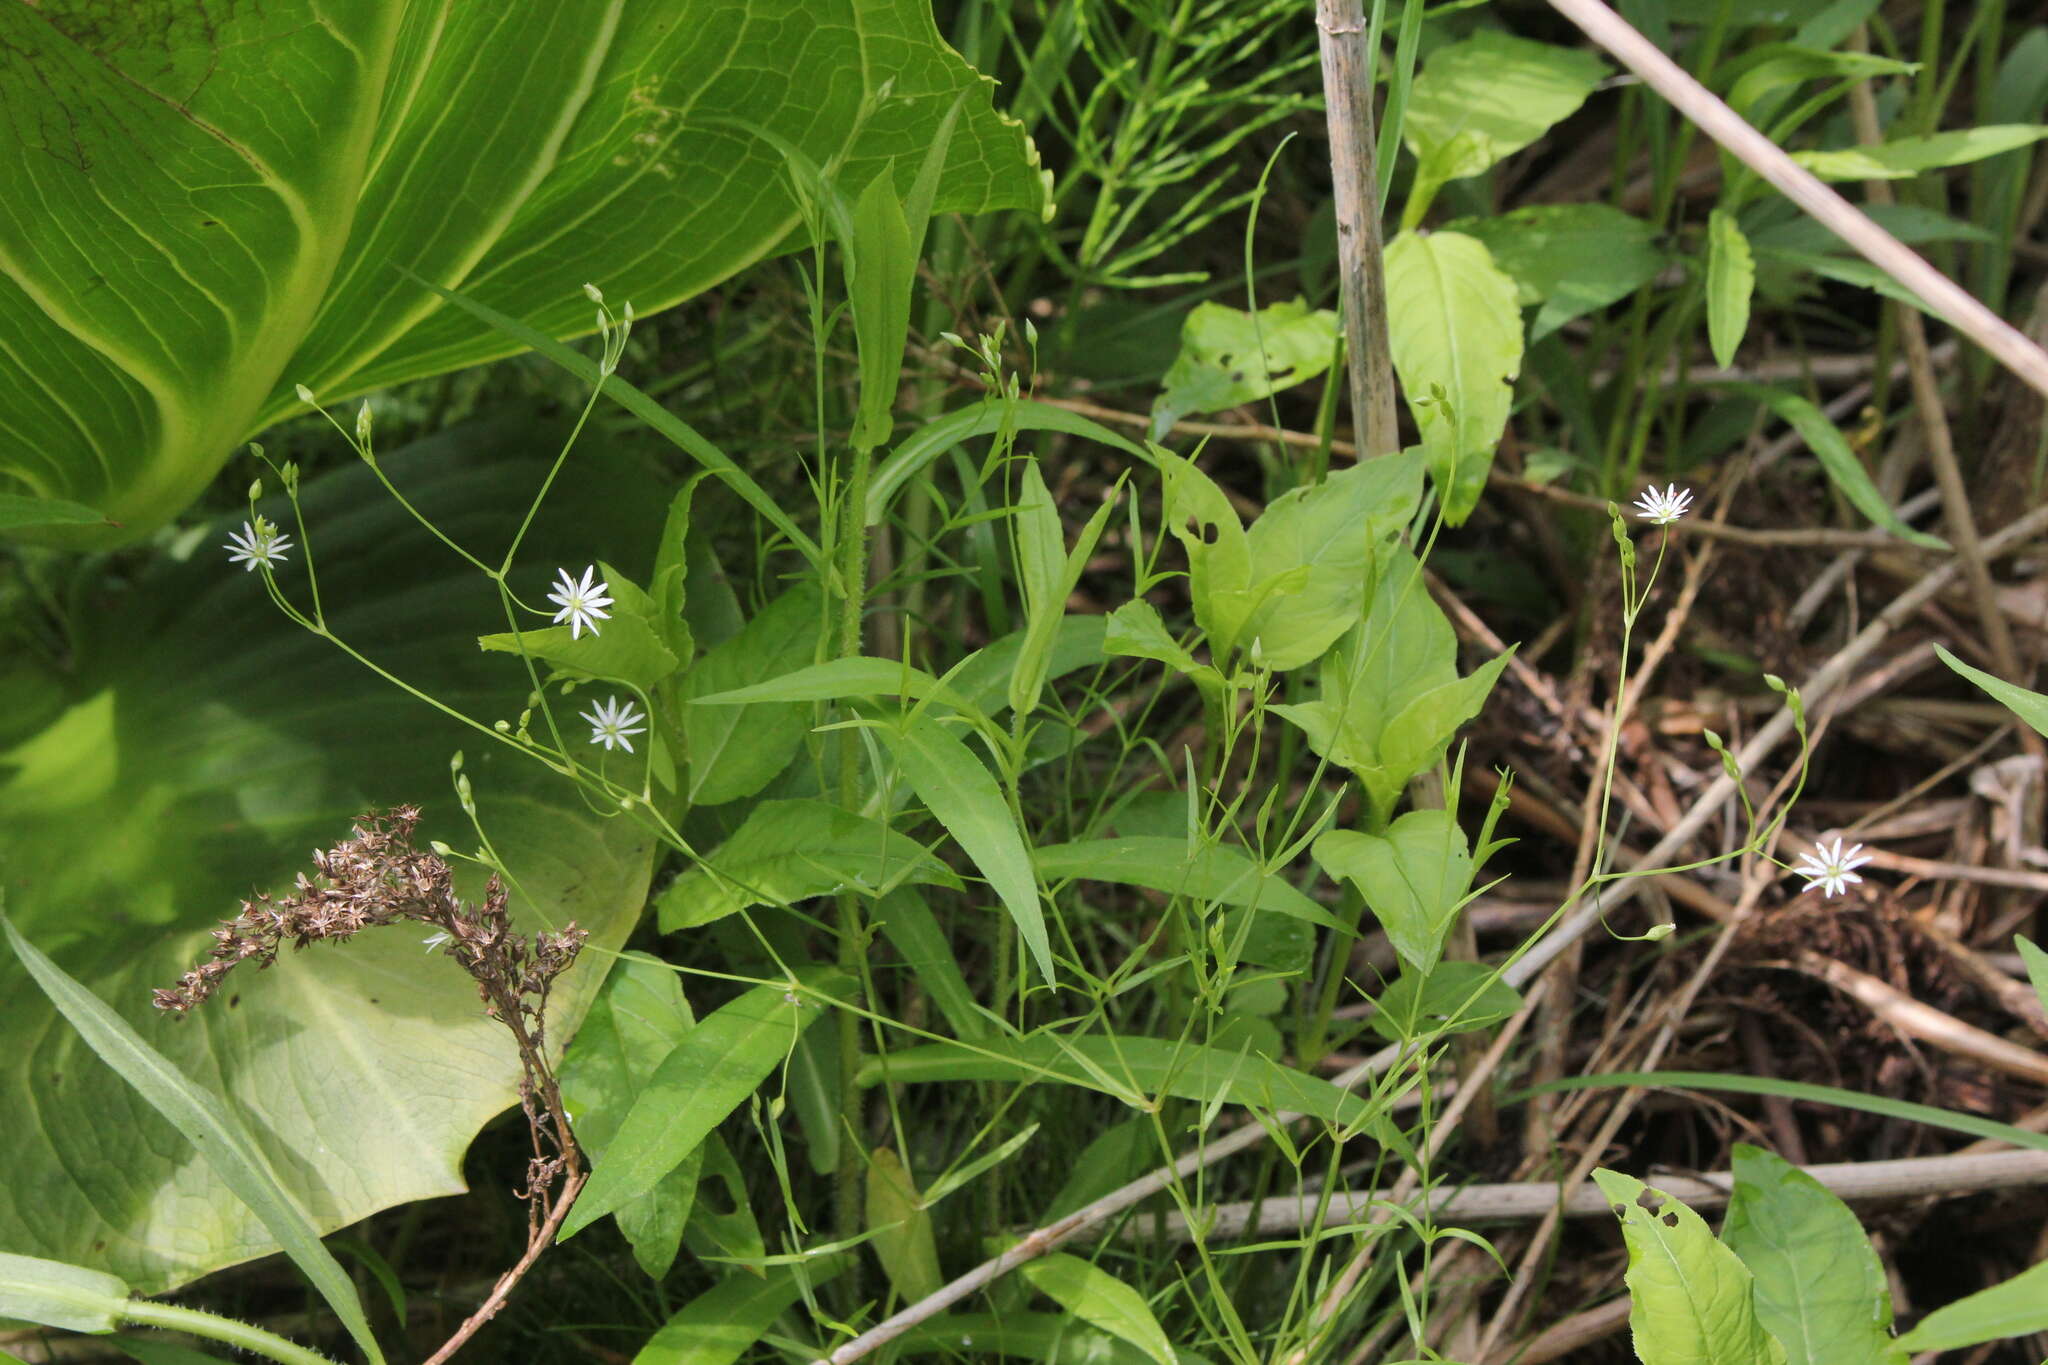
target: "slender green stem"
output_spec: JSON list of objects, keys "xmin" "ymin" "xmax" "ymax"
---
[
  {"xmin": 834, "ymin": 437, "xmax": 876, "ymax": 1247},
  {"xmin": 119, "ymin": 1298, "xmax": 342, "ymax": 1365}
]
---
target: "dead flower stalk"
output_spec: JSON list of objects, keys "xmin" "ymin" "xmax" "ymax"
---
[{"xmin": 154, "ymin": 806, "xmax": 589, "ymax": 1364}]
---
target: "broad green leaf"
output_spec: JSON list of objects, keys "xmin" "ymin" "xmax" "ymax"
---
[
  {"xmin": 1707, "ymin": 210, "xmax": 1756, "ymax": 370},
  {"xmin": 1384, "ymin": 231, "xmax": 1523, "ymax": 525},
  {"xmin": 3, "ymin": 917, "xmax": 382, "ymax": 1362},
  {"xmin": 872, "ymin": 888, "xmax": 991, "ymax": 1043},
  {"xmin": 1727, "ymin": 384, "xmax": 1947, "ymax": 549},
  {"xmin": 1035, "ymin": 838, "xmax": 1342, "ymax": 930},
  {"xmin": 1150, "ymin": 300, "xmax": 1339, "ymax": 437},
  {"xmin": 1402, "ymin": 33, "xmax": 1607, "ymax": 223},
  {"xmin": 1237, "ymin": 451, "xmax": 1429, "ymax": 671},
  {"xmin": 0, "ymin": 494, "xmax": 113, "ymax": 533},
  {"xmin": 863, "ymin": 1034, "xmax": 1377, "ymax": 1129},
  {"xmin": 1591, "ymin": 1169, "xmax": 1788, "ymax": 1365},
  {"xmin": 1272, "ymin": 548, "xmax": 1506, "ymax": 824},
  {"xmin": 900, "ymin": 1313, "xmax": 1212, "ymax": 1365},
  {"xmin": 0, "ymin": 2, "xmax": 1046, "ymax": 547},
  {"xmin": 1721, "ymin": 1145, "xmax": 1902, "ymax": 1365},
  {"xmin": 1750, "ymin": 201, "xmax": 1998, "ymax": 254},
  {"xmin": 633, "ymin": 1259, "xmax": 847, "ymax": 1365},
  {"xmin": 1447, "ymin": 204, "xmax": 1668, "ymax": 340},
  {"xmin": 2016, "ymin": 935, "xmax": 2048, "ymax": 1017},
  {"xmin": 1315, "ymin": 810, "xmax": 1474, "ymax": 977},
  {"xmin": 0, "ymin": 420, "xmax": 660, "ymax": 1294},
  {"xmin": 559, "ymin": 954, "xmax": 702, "ymax": 1281},
  {"xmin": 867, "ymin": 1147, "xmax": 944, "ymax": 1302},
  {"xmin": 877, "ymin": 710, "xmax": 1052, "ymax": 984},
  {"xmin": 562, "ymin": 967, "xmax": 848, "ymax": 1239},
  {"xmin": 1794, "ymin": 126, "xmax": 2048, "ymax": 181},
  {"xmin": 679, "ymin": 582, "xmax": 825, "ymax": 806},
  {"xmin": 1157, "ymin": 449, "xmax": 1257, "ymax": 662},
  {"xmin": 0, "ymin": 1252, "xmax": 130, "ymax": 1335},
  {"xmin": 1020, "ymin": 1254, "xmax": 1176, "ymax": 1365},
  {"xmin": 1896, "ymin": 1257, "xmax": 2048, "ymax": 1351},
  {"xmin": 682, "ymin": 1135, "xmax": 768, "ymax": 1271},
  {"xmin": 1368, "ymin": 961, "xmax": 1523, "ymax": 1044},
  {"xmin": 1104, "ymin": 600, "xmax": 1210, "ymax": 680},
  {"xmin": 656, "ymin": 798, "xmax": 961, "ymax": 931},
  {"xmin": 1937, "ymin": 645, "xmax": 2048, "ymax": 738}
]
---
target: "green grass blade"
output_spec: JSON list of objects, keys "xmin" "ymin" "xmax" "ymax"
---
[{"xmin": 0, "ymin": 917, "xmax": 383, "ymax": 1364}]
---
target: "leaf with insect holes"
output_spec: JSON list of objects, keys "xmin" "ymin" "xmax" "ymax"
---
[
  {"xmin": 0, "ymin": 2, "xmax": 1046, "ymax": 549},
  {"xmin": 1150, "ymin": 300, "xmax": 1338, "ymax": 438},
  {"xmin": 1593, "ymin": 1169, "xmax": 1788, "ymax": 1365}
]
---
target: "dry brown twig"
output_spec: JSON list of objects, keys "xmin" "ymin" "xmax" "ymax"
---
[{"xmin": 154, "ymin": 808, "xmax": 588, "ymax": 1365}]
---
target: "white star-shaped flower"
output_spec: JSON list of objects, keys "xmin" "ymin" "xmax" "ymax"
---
[
  {"xmin": 581, "ymin": 696, "xmax": 646, "ymax": 753},
  {"xmin": 1632, "ymin": 484, "xmax": 1694, "ymax": 525},
  {"xmin": 1792, "ymin": 836, "xmax": 1873, "ymax": 898},
  {"xmin": 224, "ymin": 518, "xmax": 294, "ymax": 572},
  {"xmin": 547, "ymin": 565, "xmax": 612, "ymax": 639}
]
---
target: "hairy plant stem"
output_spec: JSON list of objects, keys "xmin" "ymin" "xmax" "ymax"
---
[
  {"xmin": 118, "ymin": 1300, "xmax": 343, "ymax": 1365},
  {"xmin": 834, "ymin": 440, "xmax": 876, "ymax": 1251}
]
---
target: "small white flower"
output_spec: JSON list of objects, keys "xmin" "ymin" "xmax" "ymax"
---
[
  {"xmin": 224, "ymin": 518, "xmax": 294, "ymax": 572},
  {"xmin": 548, "ymin": 565, "xmax": 613, "ymax": 639},
  {"xmin": 581, "ymin": 695, "xmax": 646, "ymax": 753},
  {"xmin": 1793, "ymin": 836, "xmax": 1873, "ymax": 898},
  {"xmin": 421, "ymin": 931, "xmax": 452, "ymax": 952},
  {"xmin": 1633, "ymin": 484, "xmax": 1694, "ymax": 525}
]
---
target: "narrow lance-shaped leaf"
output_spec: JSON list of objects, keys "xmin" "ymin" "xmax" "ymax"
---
[
  {"xmin": 1, "ymin": 917, "xmax": 384, "ymax": 1365},
  {"xmin": 877, "ymin": 711, "xmax": 1054, "ymax": 984},
  {"xmin": 1731, "ymin": 384, "xmax": 1947, "ymax": 550},
  {"xmin": 561, "ymin": 968, "xmax": 848, "ymax": 1239},
  {"xmin": 1020, "ymin": 1254, "xmax": 1177, "ymax": 1365},
  {"xmin": 0, "ymin": 1252, "xmax": 131, "ymax": 1336},
  {"xmin": 1707, "ymin": 209, "xmax": 1756, "ymax": 370}
]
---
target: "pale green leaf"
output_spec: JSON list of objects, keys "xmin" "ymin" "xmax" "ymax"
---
[
  {"xmin": 1367, "ymin": 961, "xmax": 1522, "ymax": 1044},
  {"xmin": 1384, "ymin": 231, "xmax": 1523, "ymax": 525},
  {"xmin": 1591, "ymin": 1169, "xmax": 1788, "ymax": 1365},
  {"xmin": 1021, "ymin": 1254, "xmax": 1176, "ymax": 1365},
  {"xmin": 1104, "ymin": 600, "xmax": 1210, "ymax": 679},
  {"xmin": 1447, "ymin": 204, "xmax": 1668, "ymax": 339},
  {"xmin": 1721, "ymin": 1144, "xmax": 1902, "ymax": 1365},
  {"xmin": 850, "ymin": 169, "xmax": 918, "ymax": 452},
  {"xmin": 1403, "ymin": 33, "xmax": 1607, "ymax": 220},
  {"xmin": 1936, "ymin": 645, "xmax": 2048, "ymax": 738},
  {"xmin": 656, "ymin": 798, "xmax": 961, "ymax": 932},
  {"xmin": 866, "ymin": 400, "xmax": 1150, "ymax": 527},
  {"xmin": 1729, "ymin": 384, "xmax": 1947, "ymax": 549},
  {"xmin": 562, "ymin": 968, "xmax": 848, "ymax": 1239},
  {"xmin": 0, "ymin": 494, "xmax": 113, "ymax": 533},
  {"xmin": 0, "ymin": 423, "xmax": 659, "ymax": 1295},
  {"xmin": 877, "ymin": 711, "xmax": 1052, "ymax": 983},
  {"xmin": 0, "ymin": 1252, "xmax": 130, "ymax": 1335},
  {"xmin": 690, "ymin": 656, "xmax": 975, "ymax": 715},
  {"xmin": 1794, "ymin": 126, "xmax": 2048, "ymax": 180},
  {"xmin": 1150, "ymin": 300, "xmax": 1338, "ymax": 436},
  {"xmin": 0, "ymin": 3, "xmax": 1046, "ymax": 547},
  {"xmin": 867, "ymin": 1148, "xmax": 944, "ymax": 1302},
  {"xmin": 1896, "ymin": 1258, "xmax": 2048, "ymax": 1352},
  {"xmin": 1708, "ymin": 210, "xmax": 1756, "ymax": 369},
  {"xmin": 1315, "ymin": 810, "xmax": 1474, "ymax": 977},
  {"xmin": 2, "ymin": 918, "xmax": 382, "ymax": 1364}
]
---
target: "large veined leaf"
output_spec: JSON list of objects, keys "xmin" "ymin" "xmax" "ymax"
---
[
  {"xmin": 0, "ymin": 416, "xmax": 665, "ymax": 1293},
  {"xmin": 0, "ymin": 0, "xmax": 1048, "ymax": 546}
]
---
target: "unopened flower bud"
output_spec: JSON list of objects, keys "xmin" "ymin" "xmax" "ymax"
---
[{"xmin": 294, "ymin": 384, "xmax": 315, "ymax": 405}]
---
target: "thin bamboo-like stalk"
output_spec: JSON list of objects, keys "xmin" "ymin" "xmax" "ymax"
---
[{"xmin": 1315, "ymin": 0, "xmax": 1399, "ymax": 455}]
